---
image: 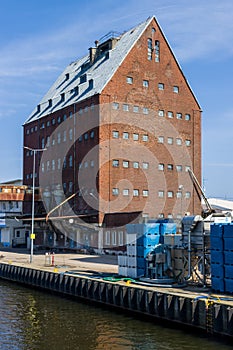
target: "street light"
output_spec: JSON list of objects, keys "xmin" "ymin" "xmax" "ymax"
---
[{"xmin": 24, "ymin": 146, "xmax": 46, "ymax": 263}]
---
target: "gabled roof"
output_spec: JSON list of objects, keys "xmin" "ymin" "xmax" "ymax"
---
[{"xmin": 24, "ymin": 17, "xmax": 152, "ymax": 124}]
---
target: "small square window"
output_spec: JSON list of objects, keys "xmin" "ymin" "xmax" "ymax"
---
[
  {"xmin": 133, "ymin": 133, "xmax": 139, "ymax": 141},
  {"xmin": 142, "ymin": 162, "xmax": 149, "ymax": 169},
  {"xmin": 112, "ymin": 160, "xmax": 119, "ymax": 167},
  {"xmin": 133, "ymin": 106, "xmax": 139, "ymax": 113},
  {"xmin": 123, "ymin": 160, "xmax": 129, "ymax": 168},
  {"xmin": 176, "ymin": 138, "xmax": 182, "ymax": 145},
  {"xmin": 112, "ymin": 188, "xmax": 119, "ymax": 196},
  {"xmin": 133, "ymin": 189, "xmax": 139, "ymax": 196},
  {"xmin": 158, "ymin": 83, "xmax": 164, "ymax": 90},
  {"xmin": 176, "ymin": 113, "xmax": 182, "ymax": 120},
  {"xmin": 123, "ymin": 189, "xmax": 129, "ymax": 196},
  {"xmin": 90, "ymin": 130, "xmax": 95, "ymax": 139},
  {"xmin": 123, "ymin": 104, "xmax": 129, "ymax": 111},
  {"xmin": 113, "ymin": 131, "xmax": 119, "ymax": 138},
  {"xmin": 84, "ymin": 133, "xmax": 88, "ymax": 140},
  {"xmin": 158, "ymin": 110, "xmax": 164, "ymax": 117},
  {"xmin": 127, "ymin": 76, "xmax": 133, "ymax": 84},
  {"xmin": 185, "ymin": 191, "xmax": 191, "ymax": 199},
  {"xmin": 142, "ymin": 190, "xmax": 149, "ymax": 197},
  {"xmin": 158, "ymin": 136, "xmax": 164, "ymax": 143},
  {"xmin": 176, "ymin": 165, "xmax": 182, "ymax": 172},
  {"xmin": 143, "ymin": 80, "xmax": 149, "ymax": 88},
  {"xmin": 113, "ymin": 102, "xmax": 119, "ymax": 110},
  {"xmin": 90, "ymin": 160, "xmax": 94, "ymax": 167},
  {"xmin": 123, "ymin": 132, "xmax": 129, "ymax": 139},
  {"xmin": 168, "ymin": 191, "xmax": 173, "ymax": 198},
  {"xmin": 173, "ymin": 86, "xmax": 179, "ymax": 93},
  {"xmin": 143, "ymin": 107, "xmax": 149, "ymax": 115},
  {"xmin": 167, "ymin": 164, "xmax": 173, "ymax": 171},
  {"xmin": 167, "ymin": 137, "xmax": 173, "ymax": 145},
  {"xmin": 133, "ymin": 162, "xmax": 139, "ymax": 169},
  {"xmin": 142, "ymin": 134, "xmax": 148, "ymax": 142},
  {"xmin": 185, "ymin": 139, "xmax": 191, "ymax": 146},
  {"xmin": 167, "ymin": 111, "xmax": 173, "ymax": 118},
  {"xmin": 158, "ymin": 163, "xmax": 164, "ymax": 171},
  {"xmin": 185, "ymin": 114, "xmax": 191, "ymax": 121},
  {"xmin": 158, "ymin": 190, "xmax": 164, "ymax": 198},
  {"xmin": 176, "ymin": 191, "xmax": 182, "ymax": 199}
]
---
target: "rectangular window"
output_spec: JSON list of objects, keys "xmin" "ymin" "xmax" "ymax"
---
[
  {"xmin": 84, "ymin": 133, "xmax": 88, "ymax": 140},
  {"xmin": 185, "ymin": 191, "xmax": 191, "ymax": 199},
  {"xmin": 185, "ymin": 114, "xmax": 191, "ymax": 121},
  {"xmin": 148, "ymin": 38, "xmax": 152, "ymax": 60},
  {"xmin": 112, "ymin": 130, "xmax": 119, "ymax": 138},
  {"xmin": 176, "ymin": 191, "xmax": 182, "ymax": 198},
  {"xmin": 112, "ymin": 188, "xmax": 119, "ymax": 196},
  {"xmin": 185, "ymin": 139, "xmax": 191, "ymax": 146},
  {"xmin": 167, "ymin": 111, "xmax": 173, "ymax": 118},
  {"xmin": 123, "ymin": 132, "xmax": 129, "ymax": 139},
  {"xmin": 158, "ymin": 163, "xmax": 164, "ymax": 171},
  {"xmin": 123, "ymin": 160, "xmax": 129, "ymax": 168},
  {"xmin": 63, "ymin": 130, "xmax": 66, "ymax": 142},
  {"xmin": 133, "ymin": 162, "xmax": 139, "ymax": 169},
  {"xmin": 123, "ymin": 189, "xmax": 129, "ymax": 196},
  {"xmin": 133, "ymin": 106, "xmax": 139, "ymax": 113},
  {"xmin": 142, "ymin": 134, "xmax": 148, "ymax": 142},
  {"xmin": 57, "ymin": 133, "xmax": 61, "ymax": 144},
  {"xmin": 176, "ymin": 165, "xmax": 182, "ymax": 172},
  {"xmin": 57, "ymin": 158, "xmax": 61, "ymax": 170},
  {"xmin": 105, "ymin": 231, "xmax": 110, "ymax": 245},
  {"xmin": 158, "ymin": 190, "xmax": 164, "ymax": 198},
  {"xmin": 69, "ymin": 155, "xmax": 73, "ymax": 168},
  {"xmin": 167, "ymin": 137, "xmax": 173, "ymax": 145},
  {"xmin": 112, "ymin": 231, "xmax": 117, "ymax": 246},
  {"xmin": 90, "ymin": 130, "xmax": 95, "ymax": 139},
  {"xmin": 168, "ymin": 191, "xmax": 173, "ymax": 198},
  {"xmin": 143, "ymin": 80, "xmax": 149, "ymax": 88},
  {"xmin": 176, "ymin": 138, "xmax": 182, "ymax": 145},
  {"xmin": 90, "ymin": 160, "xmax": 94, "ymax": 167},
  {"xmin": 143, "ymin": 107, "xmax": 149, "ymax": 115},
  {"xmin": 133, "ymin": 189, "xmax": 139, "ymax": 196},
  {"xmin": 142, "ymin": 162, "xmax": 149, "ymax": 169},
  {"xmin": 123, "ymin": 104, "xmax": 129, "ymax": 111},
  {"xmin": 173, "ymin": 86, "xmax": 179, "ymax": 93},
  {"xmin": 119, "ymin": 231, "xmax": 123, "ymax": 246},
  {"xmin": 52, "ymin": 159, "xmax": 55, "ymax": 171},
  {"xmin": 127, "ymin": 76, "xmax": 133, "ymax": 84},
  {"xmin": 133, "ymin": 133, "xmax": 139, "ymax": 140},
  {"xmin": 112, "ymin": 160, "xmax": 119, "ymax": 167},
  {"xmin": 113, "ymin": 102, "xmax": 119, "ymax": 110},
  {"xmin": 167, "ymin": 164, "xmax": 173, "ymax": 171},
  {"xmin": 158, "ymin": 110, "xmax": 164, "ymax": 117},
  {"xmin": 69, "ymin": 129, "xmax": 73, "ymax": 140},
  {"xmin": 158, "ymin": 136, "xmax": 164, "ymax": 143},
  {"xmin": 158, "ymin": 83, "xmax": 164, "ymax": 90},
  {"xmin": 142, "ymin": 190, "xmax": 149, "ymax": 197},
  {"xmin": 176, "ymin": 113, "xmax": 182, "ymax": 120},
  {"xmin": 46, "ymin": 160, "xmax": 50, "ymax": 171},
  {"xmin": 155, "ymin": 40, "xmax": 160, "ymax": 62}
]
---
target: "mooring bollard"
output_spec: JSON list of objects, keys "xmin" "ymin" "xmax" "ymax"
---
[{"xmin": 51, "ymin": 252, "xmax": 55, "ymax": 266}]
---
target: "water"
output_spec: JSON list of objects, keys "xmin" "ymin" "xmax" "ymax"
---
[{"xmin": 0, "ymin": 281, "xmax": 231, "ymax": 350}]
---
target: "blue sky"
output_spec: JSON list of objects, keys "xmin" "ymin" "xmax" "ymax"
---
[{"xmin": 0, "ymin": 0, "xmax": 233, "ymax": 199}]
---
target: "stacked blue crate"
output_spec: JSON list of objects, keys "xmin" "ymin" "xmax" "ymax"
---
[
  {"xmin": 159, "ymin": 223, "xmax": 176, "ymax": 243},
  {"xmin": 210, "ymin": 223, "xmax": 225, "ymax": 292},
  {"xmin": 223, "ymin": 223, "xmax": 233, "ymax": 293}
]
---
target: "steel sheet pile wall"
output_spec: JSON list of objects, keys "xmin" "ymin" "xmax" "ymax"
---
[
  {"xmin": 1, "ymin": 263, "xmax": 233, "ymax": 338},
  {"xmin": 211, "ymin": 223, "xmax": 233, "ymax": 293}
]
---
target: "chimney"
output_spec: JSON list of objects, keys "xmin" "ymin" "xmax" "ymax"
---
[{"xmin": 89, "ymin": 47, "xmax": 97, "ymax": 64}]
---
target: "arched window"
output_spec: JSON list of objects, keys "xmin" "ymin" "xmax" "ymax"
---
[
  {"xmin": 155, "ymin": 40, "xmax": 160, "ymax": 62},
  {"xmin": 147, "ymin": 38, "xmax": 152, "ymax": 60}
]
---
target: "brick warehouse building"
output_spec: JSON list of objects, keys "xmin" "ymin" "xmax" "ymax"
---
[{"xmin": 23, "ymin": 16, "xmax": 202, "ymax": 250}]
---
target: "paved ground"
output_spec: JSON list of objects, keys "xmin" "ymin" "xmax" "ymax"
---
[{"xmin": 0, "ymin": 247, "xmax": 118, "ymax": 275}]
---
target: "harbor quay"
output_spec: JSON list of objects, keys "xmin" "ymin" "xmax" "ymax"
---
[{"xmin": 0, "ymin": 249, "xmax": 233, "ymax": 340}]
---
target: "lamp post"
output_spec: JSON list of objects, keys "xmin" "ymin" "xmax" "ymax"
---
[{"xmin": 24, "ymin": 146, "xmax": 46, "ymax": 263}]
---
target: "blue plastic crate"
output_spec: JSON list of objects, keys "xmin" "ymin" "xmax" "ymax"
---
[
  {"xmin": 224, "ymin": 265, "xmax": 233, "ymax": 279},
  {"xmin": 211, "ymin": 263, "xmax": 224, "ymax": 278},
  {"xmin": 224, "ymin": 278, "xmax": 233, "ymax": 293},
  {"xmin": 160, "ymin": 223, "xmax": 176, "ymax": 235},
  {"xmin": 210, "ymin": 236, "xmax": 224, "ymax": 250},
  {"xmin": 224, "ymin": 251, "xmax": 233, "ymax": 265},
  {"xmin": 211, "ymin": 277, "xmax": 225, "ymax": 292},
  {"xmin": 143, "ymin": 223, "xmax": 160, "ymax": 235},
  {"xmin": 211, "ymin": 250, "xmax": 224, "ymax": 264},
  {"xmin": 137, "ymin": 257, "xmax": 146, "ymax": 269},
  {"xmin": 223, "ymin": 224, "xmax": 233, "ymax": 238},
  {"xmin": 210, "ymin": 223, "xmax": 224, "ymax": 237},
  {"xmin": 224, "ymin": 237, "xmax": 233, "ymax": 251},
  {"xmin": 144, "ymin": 235, "xmax": 160, "ymax": 246}
]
